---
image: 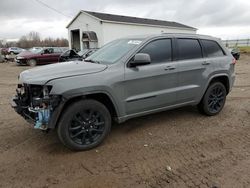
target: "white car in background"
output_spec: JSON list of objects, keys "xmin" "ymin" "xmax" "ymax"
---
[{"xmin": 8, "ymin": 47, "xmax": 25, "ymax": 55}]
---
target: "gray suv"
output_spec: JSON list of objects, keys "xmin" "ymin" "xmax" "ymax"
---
[{"xmin": 11, "ymin": 33, "xmax": 236, "ymax": 151}]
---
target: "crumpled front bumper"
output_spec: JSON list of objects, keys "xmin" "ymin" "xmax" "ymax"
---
[
  {"xmin": 11, "ymin": 95, "xmax": 36, "ymax": 124},
  {"xmin": 10, "ymin": 91, "xmax": 63, "ymax": 129}
]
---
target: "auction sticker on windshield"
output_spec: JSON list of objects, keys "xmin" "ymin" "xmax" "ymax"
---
[{"xmin": 128, "ymin": 40, "xmax": 142, "ymax": 45}]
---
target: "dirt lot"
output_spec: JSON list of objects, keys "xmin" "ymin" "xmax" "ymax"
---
[{"xmin": 0, "ymin": 55, "xmax": 250, "ymax": 188}]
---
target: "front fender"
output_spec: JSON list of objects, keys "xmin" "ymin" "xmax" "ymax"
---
[
  {"xmin": 63, "ymin": 87, "xmax": 121, "ymax": 115},
  {"xmin": 48, "ymin": 88, "xmax": 121, "ymax": 129}
]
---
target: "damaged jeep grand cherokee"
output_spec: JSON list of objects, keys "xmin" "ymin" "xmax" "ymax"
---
[{"xmin": 11, "ymin": 34, "xmax": 235, "ymax": 151}]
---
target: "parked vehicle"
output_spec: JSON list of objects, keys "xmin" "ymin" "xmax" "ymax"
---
[
  {"xmin": 15, "ymin": 47, "xmax": 65, "ymax": 66},
  {"xmin": 8, "ymin": 47, "xmax": 24, "ymax": 55},
  {"xmin": 1, "ymin": 48, "xmax": 8, "ymax": 55},
  {"xmin": 11, "ymin": 33, "xmax": 236, "ymax": 151},
  {"xmin": 59, "ymin": 49, "xmax": 97, "ymax": 62},
  {"xmin": 229, "ymin": 47, "xmax": 240, "ymax": 60}
]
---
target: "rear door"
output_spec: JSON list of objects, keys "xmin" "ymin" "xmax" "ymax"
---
[
  {"xmin": 175, "ymin": 38, "xmax": 206, "ymax": 103},
  {"xmin": 124, "ymin": 38, "xmax": 179, "ymax": 115},
  {"xmin": 200, "ymin": 39, "xmax": 227, "ymax": 67}
]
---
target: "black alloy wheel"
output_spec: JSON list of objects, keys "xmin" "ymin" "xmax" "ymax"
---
[
  {"xmin": 207, "ymin": 85, "xmax": 226, "ymax": 113},
  {"xmin": 57, "ymin": 99, "xmax": 111, "ymax": 151},
  {"xmin": 198, "ymin": 82, "xmax": 227, "ymax": 116},
  {"xmin": 69, "ymin": 109, "xmax": 105, "ymax": 145}
]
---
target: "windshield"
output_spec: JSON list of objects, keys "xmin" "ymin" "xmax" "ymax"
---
[
  {"xmin": 85, "ymin": 38, "xmax": 143, "ymax": 64},
  {"xmin": 77, "ymin": 49, "xmax": 89, "ymax": 56}
]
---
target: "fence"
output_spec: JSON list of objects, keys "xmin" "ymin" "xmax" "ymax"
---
[{"xmin": 222, "ymin": 39, "xmax": 250, "ymax": 47}]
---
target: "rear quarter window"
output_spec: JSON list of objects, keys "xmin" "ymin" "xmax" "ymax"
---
[
  {"xmin": 53, "ymin": 48, "xmax": 62, "ymax": 53},
  {"xmin": 201, "ymin": 39, "xmax": 225, "ymax": 57},
  {"xmin": 177, "ymin": 39, "xmax": 202, "ymax": 60}
]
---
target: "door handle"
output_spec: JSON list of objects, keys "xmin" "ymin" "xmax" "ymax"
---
[
  {"xmin": 202, "ymin": 61, "xmax": 210, "ymax": 65},
  {"xmin": 165, "ymin": 66, "xmax": 176, "ymax": 70}
]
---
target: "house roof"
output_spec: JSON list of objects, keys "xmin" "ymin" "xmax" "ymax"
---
[{"xmin": 66, "ymin": 10, "xmax": 196, "ymax": 31}]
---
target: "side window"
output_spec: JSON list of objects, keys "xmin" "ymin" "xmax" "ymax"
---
[
  {"xmin": 43, "ymin": 49, "xmax": 50, "ymax": 54},
  {"xmin": 48, "ymin": 48, "xmax": 54, "ymax": 54},
  {"xmin": 139, "ymin": 39, "xmax": 172, "ymax": 64},
  {"xmin": 53, "ymin": 48, "xmax": 62, "ymax": 53},
  {"xmin": 177, "ymin": 39, "xmax": 202, "ymax": 60},
  {"xmin": 201, "ymin": 40, "xmax": 225, "ymax": 57}
]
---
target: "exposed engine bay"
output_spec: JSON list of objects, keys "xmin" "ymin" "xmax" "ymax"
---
[{"xmin": 12, "ymin": 84, "xmax": 61, "ymax": 130}]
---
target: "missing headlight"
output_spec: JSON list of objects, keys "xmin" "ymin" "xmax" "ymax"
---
[{"xmin": 43, "ymin": 86, "xmax": 52, "ymax": 99}]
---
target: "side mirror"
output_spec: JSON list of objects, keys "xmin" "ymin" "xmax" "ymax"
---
[
  {"xmin": 129, "ymin": 53, "xmax": 151, "ymax": 67},
  {"xmin": 84, "ymin": 53, "xmax": 89, "ymax": 59}
]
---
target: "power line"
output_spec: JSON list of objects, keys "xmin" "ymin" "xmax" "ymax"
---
[{"xmin": 33, "ymin": 0, "xmax": 72, "ymax": 18}]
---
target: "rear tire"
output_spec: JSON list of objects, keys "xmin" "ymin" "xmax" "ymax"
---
[
  {"xmin": 57, "ymin": 99, "xmax": 111, "ymax": 151},
  {"xmin": 198, "ymin": 82, "xmax": 227, "ymax": 116},
  {"xmin": 27, "ymin": 59, "xmax": 37, "ymax": 66}
]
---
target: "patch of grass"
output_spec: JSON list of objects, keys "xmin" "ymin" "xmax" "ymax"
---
[{"xmin": 238, "ymin": 46, "xmax": 250, "ymax": 54}]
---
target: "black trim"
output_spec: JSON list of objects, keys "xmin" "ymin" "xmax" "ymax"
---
[
  {"xmin": 172, "ymin": 38, "xmax": 178, "ymax": 61},
  {"xmin": 197, "ymin": 39, "xmax": 205, "ymax": 58},
  {"xmin": 48, "ymin": 99, "xmax": 66, "ymax": 129}
]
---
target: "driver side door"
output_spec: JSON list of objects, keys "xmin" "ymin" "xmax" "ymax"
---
[
  {"xmin": 124, "ymin": 38, "xmax": 179, "ymax": 115},
  {"xmin": 37, "ymin": 48, "xmax": 52, "ymax": 64}
]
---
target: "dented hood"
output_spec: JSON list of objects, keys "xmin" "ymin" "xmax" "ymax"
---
[{"xmin": 19, "ymin": 61, "xmax": 107, "ymax": 85}]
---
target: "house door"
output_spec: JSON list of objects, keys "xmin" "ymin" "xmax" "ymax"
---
[{"xmin": 71, "ymin": 29, "xmax": 80, "ymax": 51}]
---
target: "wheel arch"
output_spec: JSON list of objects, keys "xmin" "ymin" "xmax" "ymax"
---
[
  {"xmin": 27, "ymin": 58, "xmax": 37, "ymax": 65},
  {"xmin": 199, "ymin": 74, "xmax": 230, "ymax": 103},
  {"xmin": 49, "ymin": 91, "xmax": 119, "ymax": 129},
  {"xmin": 208, "ymin": 75, "xmax": 230, "ymax": 94}
]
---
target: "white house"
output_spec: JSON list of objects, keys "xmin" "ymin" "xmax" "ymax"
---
[{"xmin": 66, "ymin": 11, "xmax": 197, "ymax": 51}]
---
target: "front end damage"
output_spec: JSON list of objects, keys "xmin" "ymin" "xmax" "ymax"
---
[{"xmin": 11, "ymin": 84, "xmax": 61, "ymax": 130}]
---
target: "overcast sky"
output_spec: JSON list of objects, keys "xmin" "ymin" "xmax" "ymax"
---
[{"xmin": 1, "ymin": 0, "xmax": 250, "ymax": 40}]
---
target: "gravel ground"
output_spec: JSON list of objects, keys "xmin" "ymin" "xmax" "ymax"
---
[{"xmin": 0, "ymin": 55, "xmax": 250, "ymax": 188}]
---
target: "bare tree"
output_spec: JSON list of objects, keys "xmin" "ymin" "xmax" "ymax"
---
[
  {"xmin": 18, "ymin": 36, "xmax": 30, "ymax": 48},
  {"xmin": 6, "ymin": 41, "xmax": 18, "ymax": 48},
  {"xmin": 27, "ymin": 31, "xmax": 41, "ymax": 42},
  {"xmin": 17, "ymin": 31, "xmax": 68, "ymax": 48}
]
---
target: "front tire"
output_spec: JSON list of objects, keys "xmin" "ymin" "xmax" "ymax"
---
[
  {"xmin": 57, "ymin": 99, "xmax": 111, "ymax": 151},
  {"xmin": 198, "ymin": 82, "xmax": 227, "ymax": 116},
  {"xmin": 27, "ymin": 59, "xmax": 37, "ymax": 66}
]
